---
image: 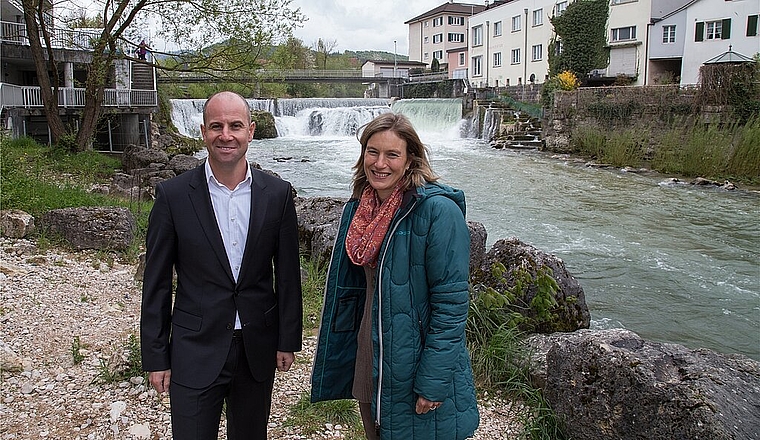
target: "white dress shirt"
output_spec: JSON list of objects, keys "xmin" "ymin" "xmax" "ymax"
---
[{"xmin": 205, "ymin": 161, "xmax": 252, "ymax": 330}]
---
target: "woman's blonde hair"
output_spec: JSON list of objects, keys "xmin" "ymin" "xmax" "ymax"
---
[{"xmin": 351, "ymin": 112, "xmax": 438, "ymax": 199}]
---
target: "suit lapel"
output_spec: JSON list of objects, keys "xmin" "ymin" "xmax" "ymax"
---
[
  {"xmin": 239, "ymin": 168, "xmax": 269, "ymax": 282},
  {"xmin": 187, "ymin": 166, "xmax": 235, "ymax": 283}
]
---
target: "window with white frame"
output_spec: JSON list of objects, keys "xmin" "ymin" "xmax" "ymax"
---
[
  {"xmin": 472, "ymin": 56, "xmax": 482, "ymax": 76},
  {"xmin": 748, "ymin": 15, "xmax": 759, "ymax": 37},
  {"xmin": 533, "ymin": 9, "xmax": 543, "ymax": 26},
  {"xmin": 449, "ymin": 33, "xmax": 465, "ymax": 43},
  {"xmin": 449, "ymin": 16, "xmax": 464, "ymax": 26},
  {"xmin": 532, "ymin": 44, "xmax": 543, "ymax": 61},
  {"xmin": 493, "ymin": 52, "xmax": 502, "ymax": 67},
  {"xmin": 459, "ymin": 52, "xmax": 465, "ymax": 66},
  {"xmin": 706, "ymin": 20, "xmax": 722, "ymax": 39},
  {"xmin": 433, "ymin": 17, "xmax": 443, "ymax": 27},
  {"xmin": 511, "ymin": 48, "xmax": 521, "ymax": 64},
  {"xmin": 512, "ymin": 15, "xmax": 521, "ymax": 32},
  {"xmin": 494, "ymin": 21, "xmax": 503, "ymax": 36},
  {"xmin": 555, "ymin": 1, "xmax": 567, "ymax": 16},
  {"xmin": 662, "ymin": 25, "xmax": 676, "ymax": 43},
  {"xmin": 611, "ymin": 0, "xmax": 637, "ymax": 4},
  {"xmin": 611, "ymin": 26, "xmax": 637, "ymax": 42},
  {"xmin": 472, "ymin": 25, "xmax": 483, "ymax": 46},
  {"xmin": 433, "ymin": 50, "xmax": 443, "ymax": 60},
  {"xmin": 433, "ymin": 33, "xmax": 443, "ymax": 44}
]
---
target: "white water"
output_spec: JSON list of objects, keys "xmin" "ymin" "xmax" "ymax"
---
[{"xmin": 170, "ymin": 98, "xmax": 760, "ymax": 361}]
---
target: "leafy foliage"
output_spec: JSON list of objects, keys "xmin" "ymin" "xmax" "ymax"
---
[{"xmin": 548, "ymin": 0, "xmax": 609, "ymax": 79}]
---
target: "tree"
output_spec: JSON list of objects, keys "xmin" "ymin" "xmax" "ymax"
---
[
  {"xmin": 312, "ymin": 38, "xmax": 338, "ymax": 70},
  {"xmin": 548, "ymin": 0, "xmax": 608, "ymax": 80},
  {"xmin": 22, "ymin": 0, "xmax": 305, "ymax": 151},
  {"xmin": 271, "ymin": 36, "xmax": 312, "ymax": 70}
]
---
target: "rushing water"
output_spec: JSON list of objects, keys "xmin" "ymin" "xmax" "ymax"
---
[{"xmin": 171, "ymin": 98, "xmax": 760, "ymax": 361}]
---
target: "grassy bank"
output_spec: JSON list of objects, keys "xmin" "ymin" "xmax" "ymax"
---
[
  {"xmin": 569, "ymin": 116, "xmax": 760, "ymax": 185},
  {"xmin": 0, "ymin": 136, "xmax": 151, "ymax": 259}
]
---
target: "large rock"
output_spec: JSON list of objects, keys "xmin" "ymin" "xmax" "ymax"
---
[
  {"xmin": 40, "ymin": 207, "xmax": 135, "ymax": 251},
  {"xmin": 473, "ymin": 237, "xmax": 590, "ymax": 332},
  {"xmin": 294, "ymin": 196, "xmax": 346, "ymax": 264},
  {"xmin": 167, "ymin": 154, "xmax": 202, "ymax": 175},
  {"xmin": 528, "ymin": 329, "xmax": 760, "ymax": 440},
  {"xmin": 0, "ymin": 209, "xmax": 35, "ymax": 238},
  {"xmin": 467, "ymin": 220, "xmax": 487, "ymax": 274},
  {"xmin": 0, "ymin": 341, "xmax": 23, "ymax": 373},
  {"xmin": 122, "ymin": 144, "xmax": 169, "ymax": 172},
  {"xmin": 252, "ymin": 110, "xmax": 277, "ymax": 139}
]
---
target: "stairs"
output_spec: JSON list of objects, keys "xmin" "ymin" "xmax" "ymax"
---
[{"xmin": 131, "ymin": 63, "xmax": 155, "ymax": 90}]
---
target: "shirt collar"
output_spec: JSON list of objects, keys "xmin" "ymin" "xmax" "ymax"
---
[{"xmin": 204, "ymin": 160, "xmax": 252, "ymax": 191}]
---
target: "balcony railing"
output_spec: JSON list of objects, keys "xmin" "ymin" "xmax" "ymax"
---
[
  {"xmin": 0, "ymin": 21, "xmax": 102, "ymax": 50},
  {"xmin": 0, "ymin": 83, "xmax": 157, "ymax": 109}
]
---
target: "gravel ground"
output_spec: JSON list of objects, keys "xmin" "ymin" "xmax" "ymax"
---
[{"xmin": 0, "ymin": 238, "xmax": 522, "ymax": 439}]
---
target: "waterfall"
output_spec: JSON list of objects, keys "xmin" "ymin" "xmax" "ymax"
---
[
  {"xmin": 390, "ymin": 98, "xmax": 467, "ymax": 136},
  {"xmin": 169, "ymin": 97, "xmax": 471, "ymax": 139}
]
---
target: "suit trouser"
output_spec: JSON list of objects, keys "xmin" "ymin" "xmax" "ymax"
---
[{"xmin": 168, "ymin": 334, "xmax": 275, "ymax": 440}]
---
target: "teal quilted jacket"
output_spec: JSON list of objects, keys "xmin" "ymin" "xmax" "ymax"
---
[{"xmin": 311, "ymin": 182, "xmax": 479, "ymax": 439}]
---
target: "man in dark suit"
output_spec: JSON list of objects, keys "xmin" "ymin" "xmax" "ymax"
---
[{"xmin": 140, "ymin": 91, "xmax": 302, "ymax": 439}]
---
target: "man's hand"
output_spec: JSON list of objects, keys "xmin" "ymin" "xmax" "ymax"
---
[
  {"xmin": 149, "ymin": 370, "xmax": 171, "ymax": 393},
  {"xmin": 276, "ymin": 351, "xmax": 295, "ymax": 372}
]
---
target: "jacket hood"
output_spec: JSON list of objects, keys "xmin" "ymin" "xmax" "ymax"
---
[{"xmin": 412, "ymin": 182, "xmax": 466, "ymax": 218}]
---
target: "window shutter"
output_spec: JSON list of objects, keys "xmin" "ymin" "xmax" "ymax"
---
[
  {"xmin": 722, "ymin": 18, "xmax": 731, "ymax": 39},
  {"xmin": 695, "ymin": 22, "xmax": 704, "ymax": 41},
  {"xmin": 748, "ymin": 15, "xmax": 758, "ymax": 37}
]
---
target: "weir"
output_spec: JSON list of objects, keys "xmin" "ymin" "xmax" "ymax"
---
[{"xmin": 170, "ymin": 97, "xmax": 482, "ymax": 139}]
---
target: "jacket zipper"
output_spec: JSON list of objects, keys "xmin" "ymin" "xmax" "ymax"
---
[{"xmin": 374, "ymin": 198, "xmax": 418, "ymax": 432}]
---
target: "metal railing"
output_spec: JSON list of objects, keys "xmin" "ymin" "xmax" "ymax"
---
[
  {"xmin": 0, "ymin": 83, "xmax": 157, "ymax": 109},
  {"xmin": 0, "ymin": 21, "xmax": 102, "ymax": 50}
]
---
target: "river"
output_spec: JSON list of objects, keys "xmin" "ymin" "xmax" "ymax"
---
[{"xmin": 170, "ymin": 97, "xmax": 760, "ymax": 361}]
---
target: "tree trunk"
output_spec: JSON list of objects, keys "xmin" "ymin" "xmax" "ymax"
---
[
  {"xmin": 23, "ymin": 0, "xmax": 67, "ymax": 145},
  {"xmin": 76, "ymin": 59, "xmax": 108, "ymax": 151}
]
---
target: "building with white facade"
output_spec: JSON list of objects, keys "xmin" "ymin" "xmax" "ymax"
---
[
  {"xmin": 648, "ymin": 0, "xmax": 759, "ymax": 86},
  {"xmin": 468, "ymin": 0, "xmax": 569, "ymax": 88},
  {"xmin": 405, "ymin": 0, "xmax": 490, "ymax": 75}
]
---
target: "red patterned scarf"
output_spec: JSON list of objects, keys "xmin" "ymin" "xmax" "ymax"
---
[{"xmin": 345, "ymin": 184, "xmax": 404, "ymax": 268}]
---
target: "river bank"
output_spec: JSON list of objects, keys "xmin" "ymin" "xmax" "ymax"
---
[{"xmin": 0, "ymin": 238, "xmax": 523, "ymax": 439}]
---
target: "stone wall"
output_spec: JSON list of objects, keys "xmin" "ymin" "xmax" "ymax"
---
[{"xmin": 543, "ymin": 85, "xmax": 732, "ymax": 153}]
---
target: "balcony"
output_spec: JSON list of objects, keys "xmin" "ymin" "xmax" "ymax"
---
[
  {"xmin": 0, "ymin": 21, "xmax": 102, "ymax": 50},
  {"xmin": 0, "ymin": 83, "xmax": 157, "ymax": 110}
]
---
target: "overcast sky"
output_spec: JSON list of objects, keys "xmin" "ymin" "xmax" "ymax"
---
[{"xmin": 289, "ymin": 0, "xmax": 444, "ymax": 55}]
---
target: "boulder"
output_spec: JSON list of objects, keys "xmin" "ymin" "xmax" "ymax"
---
[
  {"xmin": 122, "ymin": 144, "xmax": 169, "ymax": 172},
  {"xmin": 167, "ymin": 154, "xmax": 202, "ymax": 175},
  {"xmin": 294, "ymin": 196, "xmax": 346, "ymax": 264},
  {"xmin": 252, "ymin": 110, "xmax": 278, "ymax": 139},
  {"xmin": 467, "ymin": 220, "xmax": 487, "ymax": 275},
  {"xmin": 40, "ymin": 207, "xmax": 135, "ymax": 251},
  {"xmin": 473, "ymin": 237, "xmax": 590, "ymax": 333},
  {"xmin": 528, "ymin": 329, "xmax": 760, "ymax": 440},
  {"xmin": 0, "ymin": 209, "xmax": 35, "ymax": 238}
]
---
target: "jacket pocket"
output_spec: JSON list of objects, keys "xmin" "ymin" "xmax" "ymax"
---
[
  {"xmin": 264, "ymin": 303, "xmax": 279, "ymax": 327},
  {"xmin": 332, "ymin": 291, "xmax": 361, "ymax": 333},
  {"xmin": 172, "ymin": 308, "xmax": 202, "ymax": 331}
]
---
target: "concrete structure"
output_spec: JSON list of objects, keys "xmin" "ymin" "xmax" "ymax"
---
[
  {"xmin": 361, "ymin": 60, "xmax": 427, "ymax": 78},
  {"xmin": 468, "ymin": 0, "xmax": 568, "ymax": 88},
  {"xmin": 405, "ymin": 1, "xmax": 490, "ymax": 70},
  {"xmin": 0, "ymin": 0, "xmax": 157, "ymax": 150}
]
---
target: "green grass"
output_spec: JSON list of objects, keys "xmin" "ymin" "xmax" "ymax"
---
[
  {"xmin": 284, "ymin": 392, "xmax": 364, "ymax": 438},
  {"xmin": 301, "ymin": 257, "xmax": 327, "ymax": 333},
  {"xmin": 0, "ymin": 136, "xmax": 152, "ymax": 260}
]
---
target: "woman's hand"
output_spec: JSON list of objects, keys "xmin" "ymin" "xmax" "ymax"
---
[{"xmin": 415, "ymin": 396, "xmax": 442, "ymax": 414}]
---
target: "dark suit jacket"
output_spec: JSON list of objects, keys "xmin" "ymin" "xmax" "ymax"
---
[{"xmin": 140, "ymin": 164, "xmax": 302, "ymax": 387}]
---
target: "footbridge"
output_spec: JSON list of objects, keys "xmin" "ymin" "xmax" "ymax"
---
[{"xmin": 156, "ymin": 69, "xmax": 401, "ymax": 85}]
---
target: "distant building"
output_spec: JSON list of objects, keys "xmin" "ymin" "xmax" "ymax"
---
[
  {"xmin": 405, "ymin": 1, "xmax": 490, "ymax": 70},
  {"xmin": 361, "ymin": 60, "xmax": 427, "ymax": 78}
]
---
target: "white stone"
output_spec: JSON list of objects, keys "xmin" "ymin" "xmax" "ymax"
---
[
  {"xmin": 109, "ymin": 400, "xmax": 127, "ymax": 422},
  {"xmin": 128, "ymin": 423, "xmax": 151, "ymax": 439}
]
